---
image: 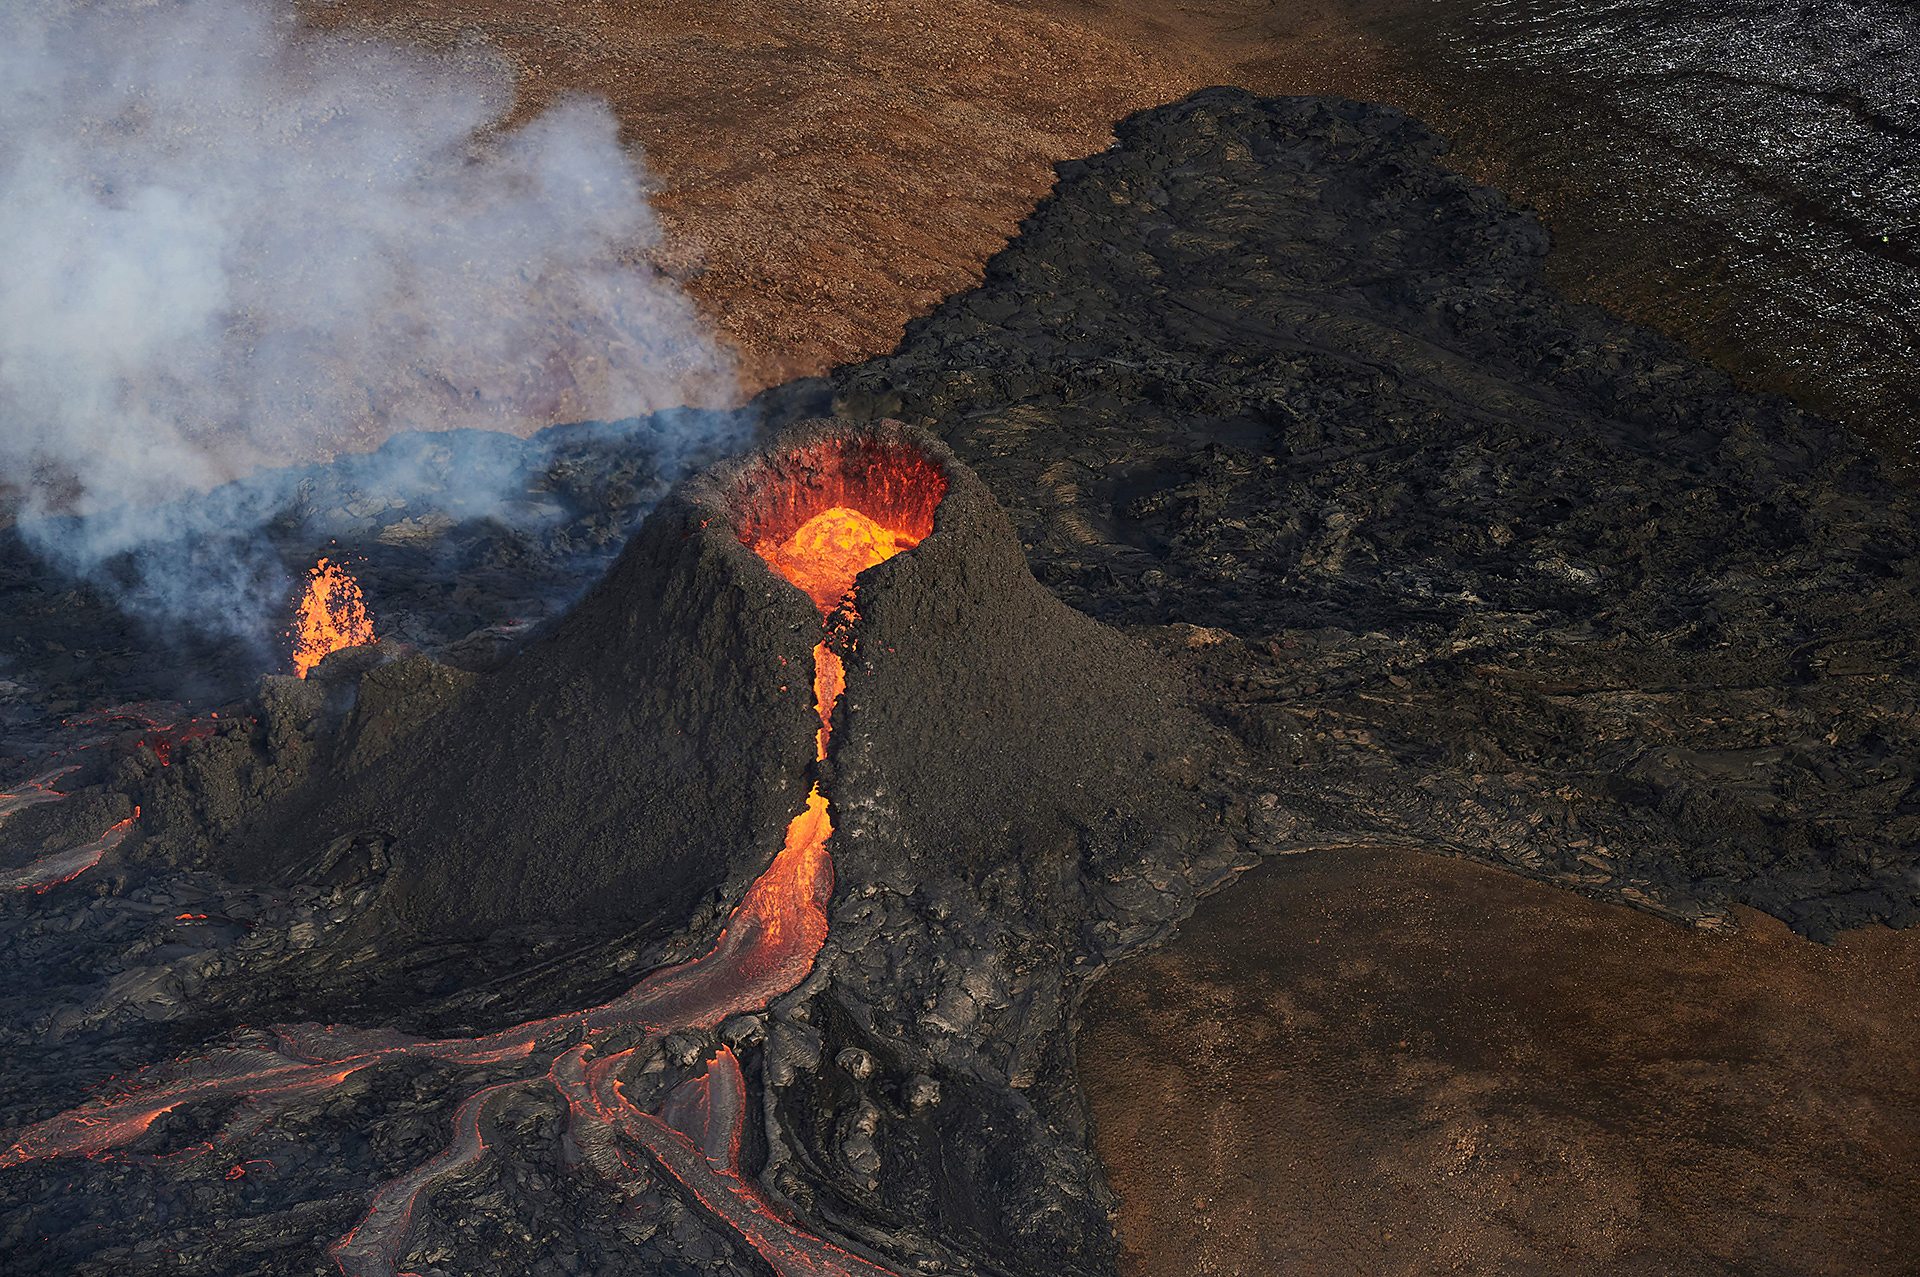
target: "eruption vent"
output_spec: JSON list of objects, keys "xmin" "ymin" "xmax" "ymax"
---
[
  {"xmin": 737, "ymin": 437, "xmax": 946, "ymax": 615},
  {"xmin": 735, "ymin": 432, "xmax": 947, "ymax": 951},
  {"xmin": 291, "ymin": 558, "xmax": 375, "ymax": 677}
]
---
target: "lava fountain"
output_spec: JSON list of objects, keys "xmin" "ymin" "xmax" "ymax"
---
[
  {"xmin": 291, "ymin": 557, "xmax": 375, "ymax": 677},
  {"xmin": 2, "ymin": 433, "xmax": 946, "ymax": 1277}
]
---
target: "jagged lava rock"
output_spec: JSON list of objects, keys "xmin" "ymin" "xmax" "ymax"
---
[{"xmin": 829, "ymin": 87, "xmax": 1920, "ymax": 938}]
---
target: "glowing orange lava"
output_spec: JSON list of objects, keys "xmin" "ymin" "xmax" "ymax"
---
[
  {"xmin": 3, "ymin": 444, "xmax": 945, "ymax": 1277},
  {"xmin": 733, "ymin": 491, "xmax": 922, "ymax": 969},
  {"xmin": 291, "ymin": 558, "xmax": 375, "ymax": 678},
  {"xmin": 812, "ymin": 643, "xmax": 844, "ymax": 759},
  {"xmin": 0, "ymin": 770, "xmax": 133, "ymax": 893},
  {"xmin": 756, "ymin": 507, "xmax": 919, "ymax": 614},
  {"xmin": 735, "ymin": 436, "xmax": 946, "ymax": 618}
]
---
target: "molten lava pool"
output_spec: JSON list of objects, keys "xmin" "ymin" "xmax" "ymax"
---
[{"xmin": 756, "ymin": 506, "xmax": 920, "ymax": 614}]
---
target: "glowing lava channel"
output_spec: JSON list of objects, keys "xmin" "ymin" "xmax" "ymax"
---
[
  {"xmin": 0, "ymin": 768, "xmax": 134, "ymax": 893},
  {"xmin": 1, "ymin": 493, "xmax": 927, "ymax": 1277}
]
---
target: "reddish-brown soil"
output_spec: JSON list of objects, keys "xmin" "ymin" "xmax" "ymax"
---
[
  {"xmin": 304, "ymin": 0, "xmax": 1396, "ymax": 394},
  {"xmin": 1079, "ymin": 847, "xmax": 1920, "ymax": 1276},
  {"xmin": 301, "ymin": 1, "xmax": 1919, "ymax": 463}
]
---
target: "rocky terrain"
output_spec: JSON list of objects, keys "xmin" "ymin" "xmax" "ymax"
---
[
  {"xmin": 837, "ymin": 89, "xmax": 1920, "ymax": 940},
  {"xmin": 3, "ymin": 88, "xmax": 1918, "ymax": 1274}
]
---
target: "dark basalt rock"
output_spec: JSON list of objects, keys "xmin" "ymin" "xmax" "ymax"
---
[
  {"xmin": 828, "ymin": 87, "xmax": 1920, "ymax": 940},
  {"xmin": 5, "ymin": 419, "xmax": 1224, "ymax": 1276}
]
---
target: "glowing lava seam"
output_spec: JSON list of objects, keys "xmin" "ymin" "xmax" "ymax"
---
[
  {"xmin": 0, "ymin": 768, "xmax": 134, "ymax": 893},
  {"xmin": 1, "ymin": 474, "xmax": 935, "ymax": 1277}
]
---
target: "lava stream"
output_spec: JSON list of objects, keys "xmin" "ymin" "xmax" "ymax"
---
[
  {"xmin": 2, "ymin": 486, "xmax": 928, "ymax": 1276},
  {"xmin": 326, "ymin": 1080, "xmax": 526, "ymax": 1277},
  {"xmin": 555, "ymin": 1043, "xmax": 897, "ymax": 1277},
  {"xmin": 0, "ymin": 814, "xmax": 137, "ymax": 894},
  {"xmin": 1, "ymin": 768, "xmax": 133, "ymax": 894},
  {"xmin": 0, "ymin": 767, "xmax": 75, "ymax": 823}
]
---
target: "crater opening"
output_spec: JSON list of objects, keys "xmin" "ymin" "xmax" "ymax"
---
[{"xmin": 733, "ymin": 435, "xmax": 948, "ymax": 615}]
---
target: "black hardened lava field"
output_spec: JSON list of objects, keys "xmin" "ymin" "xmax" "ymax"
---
[{"xmin": 4, "ymin": 90, "xmax": 1919, "ymax": 1276}]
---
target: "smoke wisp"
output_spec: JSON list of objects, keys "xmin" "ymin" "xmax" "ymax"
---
[{"xmin": 0, "ymin": 0, "xmax": 736, "ymax": 643}]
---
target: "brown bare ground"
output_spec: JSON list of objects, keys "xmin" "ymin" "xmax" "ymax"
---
[
  {"xmin": 1079, "ymin": 848, "xmax": 1920, "ymax": 1276},
  {"xmin": 305, "ymin": 0, "xmax": 1398, "ymax": 395}
]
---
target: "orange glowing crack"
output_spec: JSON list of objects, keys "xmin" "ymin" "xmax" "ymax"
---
[
  {"xmin": 0, "ymin": 807, "xmax": 136, "ymax": 895},
  {"xmin": 0, "ymin": 767, "xmax": 76, "ymax": 823},
  {"xmin": 291, "ymin": 558, "xmax": 375, "ymax": 678},
  {"xmin": 812, "ymin": 644, "xmax": 844, "ymax": 760},
  {"xmin": 3, "ymin": 482, "xmax": 929, "ymax": 1277}
]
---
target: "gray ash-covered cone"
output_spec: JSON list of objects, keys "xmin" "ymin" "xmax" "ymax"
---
[
  {"xmin": 824, "ymin": 418, "xmax": 1218, "ymax": 894},
  {"xmin": 735, "ymin": 424, "xmax": 1231, "ymax": 1275},
  {"xmin": 210, "ymin": 444, "xmax": 827, "ymax": 939},
  {"xmin": 201, "ymin": 413, "xmax": 1222, "ymax": 972}
]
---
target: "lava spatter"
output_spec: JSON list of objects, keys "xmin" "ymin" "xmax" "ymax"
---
[
  {"xmin": 2, "ymin": 440, "xmax": 941, "ymax": 1277},
  {"xmin": 757, "ymin": 506, "xmax": 920, "ymax": 614},
  {"xmin": 292, "ymin": 558, "xmax": 376, "ymax": 678}
]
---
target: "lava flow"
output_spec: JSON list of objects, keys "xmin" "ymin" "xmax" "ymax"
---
[
  {"xmin": 0, "ymin": 767, "xmax": 135, "ymax": 893},
  {"xmin": 0, "ymin": 768, "xmax": 73, "ymax": 825},
  {"xmin": 0, "ymin": 812, "xmax": 138, "ymax": 894},
  {"xmin": 291, "ymin": 557, "xmax": 375, "ymax": 678},
  {"xmin": 3, "ymin": 443, "xmax": 945, "ymax": 1276},
  {"xmin": 757, "ymin": 506, "xmax": 921, "ymax": 614}
]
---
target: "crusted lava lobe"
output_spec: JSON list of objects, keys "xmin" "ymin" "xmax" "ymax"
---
[{"xmin": 825, "ymin": 88, "xmax": 1920, "ymax": 941}]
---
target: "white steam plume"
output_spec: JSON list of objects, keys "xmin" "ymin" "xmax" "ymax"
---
[{"xmin": 0, "ymin": 0, "xmax": 735, "ymax": 639}]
